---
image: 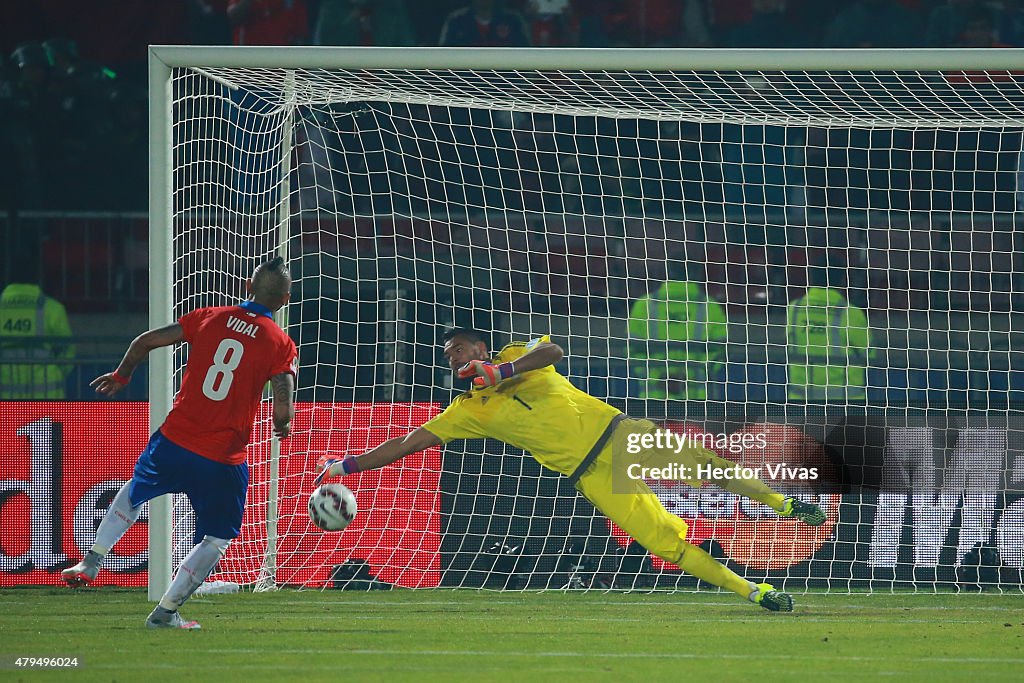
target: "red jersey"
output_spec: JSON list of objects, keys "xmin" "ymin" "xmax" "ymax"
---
[{"xmin": 161, "ymin": 302, "xmax": 297, "ymax": 465}]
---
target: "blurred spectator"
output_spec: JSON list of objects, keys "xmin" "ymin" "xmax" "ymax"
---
[
  {"xmin": 439, "ymin": 0, "xmax": 531, "ymax": 46},
  {"xmin": 2, "ymin": 37, "xmax": 146, "ymax": 213},
  {"xmin": 709, "ymin": 0, "xmax": 832, "ymax": 46},
  {"xmin": 8, "ymin": 43, "xmax": 56, "ymax": 210},
  {"xmin": 634, "ymin": 0, "xmax": 685, "ymax": 46},
  {"xmin": 522, "ymin": 0, "xmax": 579, "ymax": 47},
  {"xmin": 42, "ymin": 38, "xmax": 120, "ymax": 114},
  {"xmin": 0, "ymin": 49, "xmax": 40, "ymax": 213},
  {"xmin": 728, "ymin": 0, "xmax": 801, "ymax": 48},
  {"xmin": 24, "ymin": 2, "xmax": 188, "ymax": 71},
  {"xmin": 0, "ymin": 3, "xmax": 47, "ymax": 60},
  {"xmin": 187, "ymin": 0, "xmax": 232, "ymax": 45},
  {"xmin": 996, "ymin": 0, "xmax": 1024, "ymax": 46},
  {"xmin": 315, "ymin": 0, "xmax": 416, "ymax": 46},
  {"xmin": 925, "ymin": 0, "xmax": 990, "ymax": 47},
  {"xmin": 228, "ymin": 0, "xmax": 309, "ymax": 45},
  {"xmin": 786, "ymin": 265, "xmax": 871, "ymax": 404},
  {"xmin": 782, "ymin": 0, "xmax": 837, "ymax": 43},
  {"xmin": 42, "ymin": 38, "xmax": 123, "ymax": 209},
  {"xmin": 628, "ymin": 263, "xmax": 728, "ymax": 401},
  {"xmin": 954, "ymin": 5, "xmax": 1007, "ymax": 46},
  {"xmin": 823, "ymin": 0, "xmax": 923, "ymax": 47},
  {"xmin": 0, "ymin": 242, "xmax": 75, "ymax": 400},
  {"xmin": 10, "ymin": 43, "xmax": 51, "ymax": 95},
  {"xmin": 100, "ymin": 80, "xmax": 148, "ymax": 211},
  {"xmin": 705, "ymin": 0, "xmax": 754, "ymax": 44},
  {"xmin": 0, "ymin": 52, "xmax": 12, "ymax": 139},
  {"xmin": 580, "ymin": 0, "xmax": 684, "ymax": 47},
  {"xmin": 577, "ymin": 0, "xmax": 621, "ymax": 46},
  {"xmin": 679, "ymin": 0, "xmax": 713, "ymax": 47},
  {"xmin": 45, "ymin": 38, "xmax": 94, "ymax": 80}
]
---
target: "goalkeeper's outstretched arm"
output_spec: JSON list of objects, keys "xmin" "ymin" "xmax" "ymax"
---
[
  {"xmin": 457, "ymin": 341, "xmax": 565, "ymax": 386},
  {"xmin": 316, "ymin": 339, "xmax": 564, "ymax": 484},
  {"xmin": 510, "ymin": 341, "xmax": 564, "ymax": 372},
  {"xmin": 316, "ymin": 427, "xmax": 442, "ymax": 483}
]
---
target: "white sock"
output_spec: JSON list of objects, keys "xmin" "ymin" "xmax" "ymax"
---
[
  {"xmin": 159, "ymin": 536, "xmax": 230, "ymax": 612},
  {"xmin": 91, "ymin": 481, "xmax": 144, "ymax": 560}
]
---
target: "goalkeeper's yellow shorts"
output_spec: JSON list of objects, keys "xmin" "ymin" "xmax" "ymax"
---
[{"xmin": 573, "ymin": 418, "xmax": 717, "ymax": 567}]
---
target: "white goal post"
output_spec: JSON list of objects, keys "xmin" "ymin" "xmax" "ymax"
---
[{"xmin": 149, "ymin": 46, "xmax": 1024, "ymax": 599}]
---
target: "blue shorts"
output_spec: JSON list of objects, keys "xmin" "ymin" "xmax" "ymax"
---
[{"xmin": 130, "ymin": 430, "xmax": 248, "ymax": 544}]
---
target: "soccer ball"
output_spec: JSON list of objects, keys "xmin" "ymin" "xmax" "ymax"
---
[{"xmin": 308, "ymin": 484, "xmax": 358, "ymax": 531}]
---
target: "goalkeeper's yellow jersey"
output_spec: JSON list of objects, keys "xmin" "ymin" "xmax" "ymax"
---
[{"xmin": 422, "ymin": 335, "xmax": 622, "ymax": 476}]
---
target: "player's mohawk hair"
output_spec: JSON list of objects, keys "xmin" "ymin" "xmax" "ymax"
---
[
  {"xmin": 252, "ymin": 256, "xmax": 291, "ymax": 299},
  {"xmin": 264, "ymin": 256, "xmax": 286, "ymax": 271}
]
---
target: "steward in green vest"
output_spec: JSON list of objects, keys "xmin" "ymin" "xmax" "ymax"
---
[
  {"xmin": 786, "ymin": 267, "xmax": 870, "ymax": 403},
  {"xmin": 628, "ymin": 277, "xmax": 728, "ymax": 400},
  {"xmin": 1, "ymin": 278, "xmax": 75, "ymax": 399}
]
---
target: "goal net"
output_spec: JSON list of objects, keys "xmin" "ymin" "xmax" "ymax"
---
[{"xmin": 151, "ymin": 47, "xmax": 1024, "ymax": 594}]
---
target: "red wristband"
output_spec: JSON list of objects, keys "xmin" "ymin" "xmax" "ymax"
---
[{"xmin": 111, "ymin": 370, "xmax": 131, "ymax": 386}]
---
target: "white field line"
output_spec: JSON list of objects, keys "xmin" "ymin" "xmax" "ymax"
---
[
  {"xmin": 168, "ymin": 648, "xmax": 1024, "ymax": 665},
  {"xmin": 220, "ymin": 614, "xmax": 1009, "ymax": 625},
  {"xmin": 202, "ymin": 598, "xmax": 1024, "ymax": 611},
  {"xmin": 2, "ymin": 597, "xmax": 1022, "ymax": 612}
]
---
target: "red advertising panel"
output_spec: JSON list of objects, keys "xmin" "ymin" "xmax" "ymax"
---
[
  {"xmin": 251, "ymin": 402, "xmax": 443, "ymax": 588},
  {"xmin": 1, "ymin": 403, "xmax": 151, "ymax": 586},
  {"xmin": 0, "ymin": 403, "xmax": 442, "ymax": 588}
]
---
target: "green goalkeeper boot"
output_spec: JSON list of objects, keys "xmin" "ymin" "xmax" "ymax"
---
[
  {"xmin": 779, "ymin": 497, "xmax": 826, "ymax": 526},
  {"xmin": 752, "ymin": 583, "xmax": 794, "ymax": 612}
]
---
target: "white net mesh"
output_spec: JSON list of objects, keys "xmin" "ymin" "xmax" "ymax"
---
[{"xmin": 166, "ymin": 55, "xmax": 1024, "ymax": 592}]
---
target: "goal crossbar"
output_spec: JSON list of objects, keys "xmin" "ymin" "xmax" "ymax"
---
[{"xmin": 151, "ymin": 46, "xmax": 1024, "ymax": 72}]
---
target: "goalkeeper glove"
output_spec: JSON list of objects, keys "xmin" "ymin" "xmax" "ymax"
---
[
  {"xmin": 457, "ymin": 360, "xmax": 515, "ymax": 387},
  {"xmin": 314, "ymin": 455, "xmax": 359, "ymax": 485}
]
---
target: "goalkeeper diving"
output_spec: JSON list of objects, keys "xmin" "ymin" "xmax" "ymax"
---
[{"xmin": 316, "ymin": 329, "xmax": 826, "ymax": 611}]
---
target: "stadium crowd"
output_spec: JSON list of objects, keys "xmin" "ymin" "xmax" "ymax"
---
[{"xmin": 1, "ymin": 0, "xmax": 1021, "ymax": 214}]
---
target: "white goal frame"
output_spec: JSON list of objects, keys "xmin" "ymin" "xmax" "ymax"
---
[{"xmin": 147, "ymin": 46, "xmax": 1024, "ymax": 600}]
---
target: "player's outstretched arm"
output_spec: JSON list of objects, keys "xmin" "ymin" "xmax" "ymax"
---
[
  {"xmin": 91, "ymin": 323, "xmax": 184, "ymax": 397},
  {"xmin": 458, "ymin": 341, "xmax": 565, "ymax": 387},
  {"xmin": 270, "ymin": 371, "xmax": 295, "ymax": 439},
  {"xmin": 316, "ymin": 427, "xmax": 442, "ymax": 484},
  {"xmin": 512, "ymin": 341, "xmax": 564, "ymax": 373}
]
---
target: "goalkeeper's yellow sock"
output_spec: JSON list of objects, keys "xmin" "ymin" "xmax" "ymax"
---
[{"xmin": 678, "ymin": 543, "xmax": 757, "ymax": 599}]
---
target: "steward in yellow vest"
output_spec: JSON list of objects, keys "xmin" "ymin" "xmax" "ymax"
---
[
  {"xmin": 1, "ymin": 282, "xmax": 75, "ymax": 399},
  {"xmin": 628, "ymin": 278, "xmax": 728, "ymax": 400},
  {"xmin": 786, "ymin": 268, "xmax": 870, "ymax": 403}
]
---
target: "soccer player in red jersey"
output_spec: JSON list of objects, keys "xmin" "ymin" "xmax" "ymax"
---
[{"xmin": 61, "ymin": 257, "xmax": 297, "ymax": 630}]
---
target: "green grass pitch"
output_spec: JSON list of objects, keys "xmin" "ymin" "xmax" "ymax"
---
[{"xmin": 1, "ymin": 588, "xmax": 1022, "ymax": 681}]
